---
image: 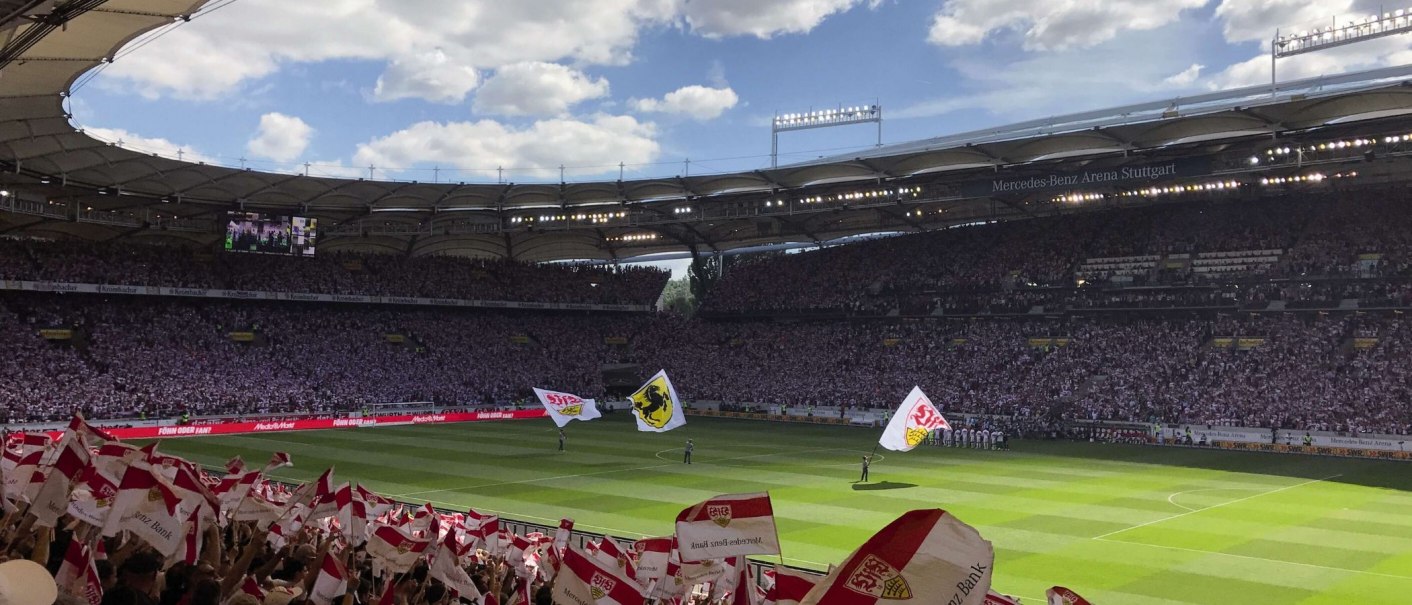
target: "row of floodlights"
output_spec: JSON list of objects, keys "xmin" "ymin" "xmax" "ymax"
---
[
  {"xmin": 614, "ymin": 233, "xmax": 657, "ymax": 242},
  {"xmin": 1278, "ymin": 11, "xmax": 1412, "ymax": 42},
  {"xmin": 773, "ymin": 105, "xmax": 879, "ymax": 124},
  {"xmin": 509, "ymin": 211, "xmax": 629, "ymax": 225}
]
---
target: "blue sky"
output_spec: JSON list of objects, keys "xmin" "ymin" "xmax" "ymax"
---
[{"xmin": 68, "ymin": 0, "xmax": 1408, "ymax": 188}]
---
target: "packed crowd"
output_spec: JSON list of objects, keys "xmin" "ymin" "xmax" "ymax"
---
[
  {"xmin": 0, "ymin": 239, "xmax": 668, "ymax": 307},
  {"xmin": 2, "ymin": 293, "xmax": 1408, "ymax": 435},
  {"xmin": 1, "ymin": 419, "xmax": 863, "ymax": 605},
  {"xmin": 704, "ymin": 195, "xmax": 1412, "ymax": 314}
]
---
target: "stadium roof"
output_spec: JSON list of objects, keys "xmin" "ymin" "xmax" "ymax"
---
[{"xmin": 5, "ymin": 1, "xmax": 1412, "ymax": 261}]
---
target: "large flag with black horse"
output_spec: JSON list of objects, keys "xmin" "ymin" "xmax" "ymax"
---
[
  {"xmin": 799, "ymin": 509, "xmax": 993, "ymax": 605},
  {"xmin": 675, "ymin": 492, "xmax": 781, "ymax": 560},
  {"xmin": 533, "ymin": 388, "xmax": 603, "ymax": 427},
  {"xmin": 629, "ymin": 370, "xmax": 686, "ymax": 433},
  {"xmin": 878, "ymin": 386, "xmax": 950, "ymax": 452}
]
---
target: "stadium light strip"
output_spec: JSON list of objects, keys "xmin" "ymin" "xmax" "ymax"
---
[
  {"xmin": 772, "ymin": 105, "xmax": 882, "ymax": 132},
  {"xmin": 1275, "ymin": 10, "xmax": 1412, "ymax": 57}
]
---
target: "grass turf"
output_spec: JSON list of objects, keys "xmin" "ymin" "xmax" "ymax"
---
[{"xmin": 144, "ymin": 414, "xmax": 1412, "ymax": 604}]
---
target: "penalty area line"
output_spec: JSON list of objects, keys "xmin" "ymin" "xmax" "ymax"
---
[{"xmin": 1093, "ymin": 474, "xmax": 1342, "ymax": 540}]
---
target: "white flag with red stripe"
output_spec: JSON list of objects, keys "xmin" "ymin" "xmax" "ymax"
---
[
  {"xmin": 30, "ymin": 431, "xmax": 91, "ymax": 527},
  {"xmin": 767, "ymin": 565, "xmax": 819, "ymax": 605},
  {"xmin": 554, "ymin": 517, "xmax": 575, "ymax": 553},
  {"xmin": 631, "ymin": 537, "xmax": 673, "ymax": 586},
  {"xmin": 429, "ymin": 531, "xmax": 481, "ymax": 600},
  {"xmin": 879, "ymin": 387, "xmax": 950, "ymax": 452},
  {"xmin": 101, "ymin": 461, "xmax": 187, "ymax": 557},
  {"xmin": 554, "ymin": 546, "xmax": 645, "ymax": 605},
  {"xmin": 55, "ymin": 539, "xmax": 103, "ymax": 605},
  {"xmin": 1047, "ymin": 586, "xmax": 1093, "ymax": 605},
  {"xmin": 367, "ymin": 525, "xmax": 430, "ymax": 576},
  {"xmin": 310, "ymin": 552, "xmax": 348, "ymax": 605},
  {"xmin": 798, "ymin": 509, "xmax": 993, "ymax": 605},
  {"xmin": 675, "ymin": 492, "xmax": 781, "ymax": 560}
]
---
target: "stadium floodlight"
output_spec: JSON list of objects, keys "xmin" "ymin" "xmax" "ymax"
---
[
  {"xmin": 1271, "ymin": 11, "xmax": 1412, "ymax": 91},
  {"xmin": 770, "ymin": 104, "xmax": 882, "ymax": 168}
]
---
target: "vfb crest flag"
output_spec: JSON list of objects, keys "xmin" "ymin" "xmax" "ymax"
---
[
  {"xmin": 799, "ymin": 509, "xmax": 993, "ymax": 605},
  {"xmin": 533, "ymin": 388, "xmax": 603, "ymax": 428},
  {"xmin": 879, "ymin": 387, "xmax": 950, "ymax": 452},
  {"xmin": 675, "ymin": 492, "xmax": 781, "ymax": 560},
  {"xmin": 554, "ymin": 546, "xmax": 645, "ymax": 605},
  {"xmin": 629, "ymin": 370, "xmax": 686, "ymax": 433}
]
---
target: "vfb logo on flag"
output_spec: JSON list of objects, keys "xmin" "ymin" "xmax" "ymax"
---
[
  {"xmin": 845, "ymin": 554, "xmax": 913, "ymax": 600},
  {"xmin": 545, "ymin": 393, "xmax": 584, "ymax": 417},
  {"xmin": 905, "ymin": 397, "xmax": 944, "ymax": 448},
  {"xmin": 708, "ymin": 504, "xmax": 732, "ymax": 528},
  {"xmin": 590, "ymin": 572, "xmax": 617, "ymax": 601}
]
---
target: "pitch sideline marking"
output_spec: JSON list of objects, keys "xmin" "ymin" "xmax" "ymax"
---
[
  {"xmin": 1093, "ymin": 474, "xmax": 1342, "ymax": 540},
  {"xmin": 388, "ymin": 446, "xmax": 843, "ymax": 499},
  {"xmin": 1165, "ymin": 486, "xmax": 1266, "ymax": 512},
  {"xmin": 1093, "ymin": 537, "xmax": 1412, "ymax": 581}
]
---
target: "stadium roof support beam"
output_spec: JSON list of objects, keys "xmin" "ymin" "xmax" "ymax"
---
[
  {"xmin": 771, "ymin": 214, "xmax": 821, "ymax": 245},
  {"xmin": 875, "ymin": 206, "xmax": 925, "ymax": 232}
]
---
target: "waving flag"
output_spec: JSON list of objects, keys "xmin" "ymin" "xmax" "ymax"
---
[
  {"xmin": 534, "ymin": 388, "xmax": 604, "ymax": 427},
  {"xmin": 101, "ymin": 461, "xmax": 186, "ymax": 557},
  {"xmin": 631, "ymin": 537, "xmax": 673, "ymax": 586},
  {"xmin": 554, "ymin": 546, "xmax": 645, "ymax": 605},
  {"xmin": 55, "ymin": 539, "xmax": 102, "ymax": 605},
  {"xmin": 675, "ymin": 492, "xmax": 781, "ymax": 560},
  {"xmin": 768, "ymin": 565, "xmax": 820, "ymax": 605},
  {"xmin": 310, "ymin": 552, "xmax": 348, "ymax": 605},
  {"xmin": 799, "ymin": 509, "xmax": 993, "ymax": 605},
  {"xmin": 879, "ymin": 387, "xmax": 950, "ymax": 452},
  {"xmin": 554, "ymin": 517, "xmax": 575, "ymax": 552},
  {"xmin": 367, "ymin": 525, "xmax": 429, "ymax": 576},
  {"xmin": 629, "ymin": 370, "xmax": 686, "ymax": 432},
  {"xmin": 1047, "ymin": 586, "xmax": 1093, "ymax": 605},
  {"xmin": 30, "ymin": 431, "xmax": 91, "ymax": 527}
]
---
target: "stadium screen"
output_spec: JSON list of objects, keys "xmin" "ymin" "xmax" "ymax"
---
[{"xmin": 224, "ymin": 212, "xmax": 317, "ymax": 257}]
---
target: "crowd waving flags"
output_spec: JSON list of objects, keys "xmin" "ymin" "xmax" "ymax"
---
[{"xmin": 0, "ymin": 403, "xmax": 1103, "ymax": 605}]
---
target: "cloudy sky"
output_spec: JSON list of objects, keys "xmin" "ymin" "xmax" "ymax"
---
[{"xmin": 71, "ymin": 0, "xmax": 1410, "ymax": 184}]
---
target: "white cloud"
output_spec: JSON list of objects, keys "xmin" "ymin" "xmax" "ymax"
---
[
  {"xmin": 1208, "ymin": 37, "xmax": 1412, "ymax": 89},
  {"xmin": 927, "ymin": 0, "xmax": 1208, "ymax": 51},
  {"xmin": 82, "ymin": 127, "xmax": 215, "ymax": 164},
  {"xmin": 1162, "ymin": 63, "xmax": 1204, "ymax": 87},
  {"xmin": 473, "ymin": 62, "xmax": 610, "ymax": 117},
  {"xmin": 352, "ymin": 115, "xmax": 660, "ymax": 179},
  {"xmin": 246, "ymin": 113, "xmax": 314, "ymax": 162},
  {"xmin": 683, "ymin": 0, "xmax": 878, "ymax": 38},
  {"xmin": 632, "ymin": 85, "xmax": 739, "ymax": 120},
  {"xmin": 97, "ymin": 0, "xmax": 680, "ymax": 101},
  {"xmin": 372, "ymin": 48, "xmax": 481, "ymax": 103}
]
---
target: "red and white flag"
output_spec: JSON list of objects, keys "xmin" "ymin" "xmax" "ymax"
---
[
  {"xmin": 239, "ymin": 576, "xmax": 267, "ymax": 602},
  {"xmin": 533, "ymin": 388, "xmax": 604, "ymax": 427},
  {"xmin": 1047, "ymin": 586, "xmax": 1093, "ymax": 605},
  {"xmin": 553, "ymin": 546, "xmax": 645, "ymax": 605},
  {"xmin": 30, "ymin": 432, "xmax": 91, "ymax": 527},
  {"xmin": 879, "ymin": 387, "xmax": 950, "ymax": 452},
  {"xmin": 101, "ymin": 461, "xmax": 186, "ymax": 557},
  {"xmin": 554, "ymin": 517, "xmax": 575, "ymax": 552},
  {"xmin": 429, "ymin": 530, "xmax": 481, "ymax": 600},
  {"xmin": 727, "ymin": 563, "xmax": 763, "ymax": 605},
  {"xmin": 264, "ymin": 452, "xmax": 293, "ymax": 471},
  {"xmin": 310, "ymin": 552, "xmax": 348, "ymax": 605},
  {"xmin": 55, "ymin": 539, "xmax": 103, "ymax": 605},
  {"xmin": 366, "ymin": 524, "xmax": 430, "ymax": 575},
  {"xmin": 66, "ymin": 414, "xmax": 117, "ymax": 445},
  {"xmin": 799, "ymin": 509, "xmax": 993, "ymax": 605},
  {"xmin": 675, "ymin": 492, "xmax": 781, "ymax": 560},
  {"xmin": 767, "ymin": 565, "xmax": 819, "ymax": 605},
  {"xmin": 631, "ymin": 537, "xmax": 673, "ymax": 586}
]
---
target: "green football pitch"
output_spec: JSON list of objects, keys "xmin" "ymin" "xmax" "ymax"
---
[{"xmin": 145, "ymin": 415, "xmax": 1412, "ymax": 604}]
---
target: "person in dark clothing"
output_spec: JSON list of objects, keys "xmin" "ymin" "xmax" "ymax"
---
[
  {"xmin": 684, "ymin": 439, "xmax": 694, "ymax": 464},
  {"xmin": 859, "ymin": 455, "xmax": 871, "ymax": 482},
  {"xmin": 102, "ymin": 551, "xmax": 162, "ymax": 605},
  {"xmin": 558, "ymin": 428, "xmax": 566, "ymax": 452}
]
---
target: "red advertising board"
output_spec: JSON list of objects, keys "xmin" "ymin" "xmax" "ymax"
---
[{"xmin": 35, "ymin": 409, "xmax": 547, "ymax": 441}]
